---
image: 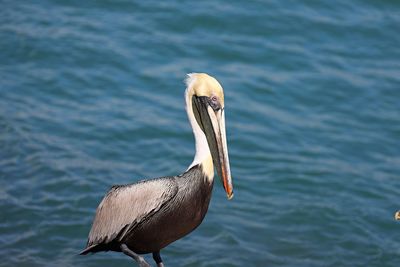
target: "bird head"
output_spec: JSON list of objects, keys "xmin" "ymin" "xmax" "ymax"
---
[{"xmin": 185, "ymin": 73, "xmax": 233, "ymax": 200}]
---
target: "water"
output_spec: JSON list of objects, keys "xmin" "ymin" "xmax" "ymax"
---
[{"xmin": 1, "ymin": 0, "xmax": 400, "ymax": 266}]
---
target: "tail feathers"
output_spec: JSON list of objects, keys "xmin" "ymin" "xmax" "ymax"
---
[{"xmin": 79, "ymin": 244, "xmax": 98, "ymax": 255}]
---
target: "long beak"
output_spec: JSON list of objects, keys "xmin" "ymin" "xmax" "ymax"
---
[{"xmin": 192, "ymin": 97, "xmax": 234, "ymax": 199}]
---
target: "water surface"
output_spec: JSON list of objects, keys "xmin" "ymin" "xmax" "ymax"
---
[{"xmin": 1, "ymin": 0, "xmax": 400, "ymax": 266}]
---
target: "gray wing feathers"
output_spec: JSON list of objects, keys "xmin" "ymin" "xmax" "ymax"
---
[{"xmin": 86, "ymin": 178, "xmax": 178, "ymax": 246}]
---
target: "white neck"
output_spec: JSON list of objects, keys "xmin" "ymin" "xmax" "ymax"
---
[
  {"xmin": 185, "ymin": 88, "xmax": 212, "ymax": 170},
  {"xmin": 184, "ymin": 74, "xmax": 216, "ymax": 181}
]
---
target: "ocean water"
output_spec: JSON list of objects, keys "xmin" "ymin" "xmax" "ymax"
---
[{"xmin": 1, "ymin": 0, "xmax": 400, "ymax": 266}]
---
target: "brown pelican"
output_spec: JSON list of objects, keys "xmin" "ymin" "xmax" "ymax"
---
[{"xmin": 80, "ymin": 73, "xmax": 234, "ymax": 267}]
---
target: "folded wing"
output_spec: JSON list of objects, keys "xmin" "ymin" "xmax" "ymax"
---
[{"xmin": 81, "ymin": 177, "xmax": 178, "ymax": 253}]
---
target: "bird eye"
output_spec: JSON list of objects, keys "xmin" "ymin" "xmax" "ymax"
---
[{"xmin": 209, "ymin": 96, "xmax": 221, "ymax": 111}]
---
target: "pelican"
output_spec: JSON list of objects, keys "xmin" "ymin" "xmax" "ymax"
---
[{"xmin": 80, "ymin": 73, "xmax": 234, "ymax": 267}]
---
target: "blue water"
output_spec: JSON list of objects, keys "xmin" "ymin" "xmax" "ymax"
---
[{"xmin": 1, "ymin": 0, "xmax": 400, "ymax": 266}]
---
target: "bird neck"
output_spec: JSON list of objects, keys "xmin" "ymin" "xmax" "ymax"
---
[{"xmin": 185, "ymin": 88, "xmax": 214, "ymax": 182}]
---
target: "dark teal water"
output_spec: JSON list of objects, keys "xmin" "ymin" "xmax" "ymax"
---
[{"xmin": 1, "ymin": 0, "xmax": 400, "ymax": 266}]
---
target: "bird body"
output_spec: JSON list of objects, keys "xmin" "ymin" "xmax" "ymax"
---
[
  {"xmin": 81, "ymin": 73, "xmax": 233, "ymax": 266},
  {"xmin": 81, "ymin": 164, "xmax": 212, "ymax": 255}
]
